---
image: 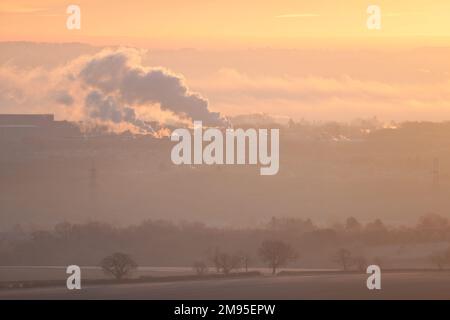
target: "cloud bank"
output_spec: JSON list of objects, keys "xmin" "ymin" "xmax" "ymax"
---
[{"xmin": 190, "ymin": 68, "xmax": 450, "ymax": 122}]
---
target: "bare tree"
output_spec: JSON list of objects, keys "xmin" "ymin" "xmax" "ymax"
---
[
  {"xmin": 208, "ymin": 248, "xmax": 241, "ymax": 274},
  {"xmin": 345, "ymin": 217, "xmax": 362, "ymax": 232},
  {"xmin": 429, "ymin": 251, "xmax": 450, "ymax": 270},
  {"xmin": 353, "ymin": 256, "xmax": 368, "ymax": 272},
  {"xmin": 100, "ymin": 252, "xmax": 137, "ymax": 280},
  {"xmin": 258, "ymin": 240, "xmax": 297, "ymax": 275},
  {"xmin": 216, "ymin": 252, "xmax": 241, "ymax": 274},
  {"xmin": 241, "ymin": 253, "xmax": 251, "ymax": 273},
  {"xmin": 208, "ymin": 247, "xmax": 222, "ymax": 273},
  {"xmin": 193, "ymin": 261, "xmax": 208, "ymax": 276},
  {"xmin": 334, "ymin": 248, "xmax": 352, "ymax": 271}
]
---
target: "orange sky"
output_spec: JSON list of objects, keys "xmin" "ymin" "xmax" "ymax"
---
[
  {"xmin": 2, "ymin": 1, "xmax": 450, "ymax": 123},
  {"xmin": 1, "ymin": 0, "xmax": 450, "ymax": 48}
]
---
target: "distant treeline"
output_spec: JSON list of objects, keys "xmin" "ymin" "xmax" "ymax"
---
[{"xmin": 1, "ymin": 214, "xmax": 449, "ymax": 268}]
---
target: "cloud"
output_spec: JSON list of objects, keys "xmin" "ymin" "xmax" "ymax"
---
[
  {"xmin": 3, "ymin": 45, "xmax": 450, "ymax": 127},
  {"xmin": 191, "ymin": 68, "xmax": 450, "ymax": 122}
]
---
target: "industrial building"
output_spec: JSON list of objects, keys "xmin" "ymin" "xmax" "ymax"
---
[{"xmin": 0, "ymin": 114, "xmax": 80, "ymax": 140}]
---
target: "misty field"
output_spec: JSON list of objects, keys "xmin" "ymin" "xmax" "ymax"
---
[
  {"xmin": 1, "ymin": 271, "xmax": 449, "ymax": 300},
  {"xmin": 0, "ymin": 266, "xmax": 195, "ymax": 282},
  {"xmin": 0, "ymin": 266, "xmax": 338, "ymax": 282}
]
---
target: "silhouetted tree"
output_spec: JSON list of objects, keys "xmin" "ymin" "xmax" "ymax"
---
[
  {"xmin": 241, "ymin": 253, "xmax": 251, "ymax": 272},
  {"xmin": 193, "ymin": 261, "xmax": 208, "ymax": 275},
  {"xmin": 208, "ymin": 248, "xmax": 241, "ymax": 274},
  {"xmin": 208, "ymin": 247, "xmax": 222, "ymax": 273},
  {"xmin": 353, "ymin": 256, "xmax": 368, "ymax": 272},
  {"xmin": 100, "ymin": 252, "xmax": 137, "ymax": 280},
  {"xmin": 417, "ymin": 213, "xmax": 449, "ymax": 231},
  {"xmin": 429, "ymin": 252, "xmax": 447, "ymax": 270},
  {"xmin": 334, "ymin": 248, "xmax": 352, "ymax": 271},
  {"xmin": 365, "ymin": 219, "xmax": 388, "ymax": 233},
  {"xmin": 6, "ymin": 215, "xmax": 450, "ymax": 268},
  {"xmin": 345, "ymin": 217, "xmax": 362, "ymax": 232},
  {"xmin": 259, "ymin": 240, "xmax": 297, "ymax": 275},
  {"xmin": 216, "ymin": 252, "xmax": 241, "ymax": 274},
  {"xmin": 429, "ymin": 248, "xmax": 450, "ymax": 270}
]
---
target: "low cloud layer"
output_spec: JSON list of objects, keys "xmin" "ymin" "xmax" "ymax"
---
[
  {"xmin": 3, "ymin": 44, "xmax": 450, "ymax": 127},
  {"xmin": 191, "ymin": 68, "xmax": 450, "ymax": 122}
]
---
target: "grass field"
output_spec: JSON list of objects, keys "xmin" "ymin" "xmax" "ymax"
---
[{"xmin": 1, "ymin": 271, "xmax": 449, "ymax": 300}]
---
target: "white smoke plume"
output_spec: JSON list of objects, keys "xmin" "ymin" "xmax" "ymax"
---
[{"xmin": 0, "ymin": 48, "xmax": 228, "ymax": 134}]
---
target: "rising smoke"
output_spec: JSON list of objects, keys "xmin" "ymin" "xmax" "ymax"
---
[
  {"xmin": 79, "ymin": 49, "xmax": 227, "ymax": 129},
  {"xmin": 0, "ymin": 48, "xmax": 228, "ymax": 134}
]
